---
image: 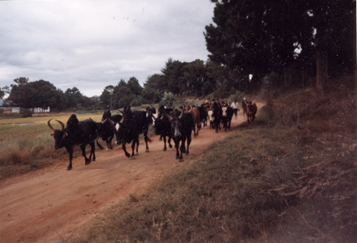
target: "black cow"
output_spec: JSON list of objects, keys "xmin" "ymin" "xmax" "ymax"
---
[
  {"xmin": 212, "ymin": 102, "xmax": 222, "ymax": 133},
  {"xmin": 165, "ymin": 109, "xmax": 193, "ymax": 162},
  {"xmin": 108, "ymin": 106, "xmax": 151, "ymax": 158},
  {"xmin": 198, "ymin": 105, "xmax": 208, "ymax": 127},
  {"xmin": 100, "ymin": 110, "xmax": 123, "ymax": 150},
  {"xmin": 48, "ymin": 114, "xmax": 101, "ymax": 170},
  {"xmin": 221, "ymin": 106, "xmax": 234, "ymax": 131},
  {"xmin": 154, "ymin": 106, "xmax": 173, "ymax": 151}
]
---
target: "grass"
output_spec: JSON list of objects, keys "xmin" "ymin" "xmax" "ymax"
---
[{"xmin": 62, "ymin": 75, "xmax": 356, "ymax": 242}]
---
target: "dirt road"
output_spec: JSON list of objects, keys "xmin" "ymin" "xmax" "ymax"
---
[{"xmin": 0, "ymin": 107, "xmax": 261, "ymax": 243}]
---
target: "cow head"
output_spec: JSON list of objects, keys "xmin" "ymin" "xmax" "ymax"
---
[
  {"xmin": 48, "ymin": 118, "xmax": 68, "ymax": 149},
  {"xmin": 165, "ymin": 109, "xmax": 184, "ymax": 138},
  {"xmin": 106, "ymin": 112, "xmax": 125, "ymax": 145}
]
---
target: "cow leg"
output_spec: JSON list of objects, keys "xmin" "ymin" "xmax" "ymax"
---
[
  {"xmin": 66, "ymin": 146, "xmax": 73, "ymax": 170},
  {"xmin": 132, "ymin": 140, "xmax": 137, "ymax": 157},
  {"xmin": 179, "ymin": 138, "xmax": 185, "ymax": 162},
  {"xmin": 122, "ymin": 143, "xmax": 130, "ymax": 158},
  {"xmin": 168, "ymin": 135, "xmax": 173, "ymax": 148},
  {"xmin": 163, "ymin": 136, "xmax": 167, "ymax": 151},
  {"xmin": 186, "ymin": 135, "xmax": 191, "ymax": 155},
  {"xmin": 80, "ymin": 144, "xmax": 91, "ymax": 165},
  {"xmin": 144, "ymin": 133, "xmax": 149, "ymax": 153},
  {"xmin": 107, "ymin": 136, "xmax": 113, "ymax": 150},
  {"xmin": 132, "ymin": 135, "xmax": 140, "ymax": 156},
  {"xmin": 90, "ymin": 142, "xmax": 96, "ymax": 162},
  {"xmin": 175, "ymin": 140, "xmax": 180, "ymax": 159}
]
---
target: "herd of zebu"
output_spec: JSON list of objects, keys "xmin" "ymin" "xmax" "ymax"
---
[{"xmin": 48, "ymin": 101, "xmax": 257, "ymax": 170}]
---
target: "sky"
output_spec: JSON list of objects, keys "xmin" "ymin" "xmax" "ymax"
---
[{"xmin": 0, "ymin": 0, "xmax": 215, "ymax": 97}]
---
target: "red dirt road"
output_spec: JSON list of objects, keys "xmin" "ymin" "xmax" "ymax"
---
[{"xmin": 0, "ymin": 107, "xmax": 261, "ymax": 243}]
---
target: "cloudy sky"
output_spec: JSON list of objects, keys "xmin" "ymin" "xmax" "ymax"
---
[{"xmin": 0, "ymin": 0, "xmax": 215, "ymax": 97}]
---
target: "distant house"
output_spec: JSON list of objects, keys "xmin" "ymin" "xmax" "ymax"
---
[
  {"xmin": 31, "ymin": 107, "xmax": 50, "ymax": 113},
  {"xmin": 0, "ymin": 100, "xmax": 50, "ymax": 114},
  {"xmin": 0, "ymin": 107, "xmax": 21, "ymax": 114}
]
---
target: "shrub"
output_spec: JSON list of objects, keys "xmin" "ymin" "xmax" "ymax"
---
[
  {"xmin": 130, "ymin": 96, "xmax": 143, "ymax": 107},
  {"xmin": 159, "ymin": 92, "xmax": 177, "ymax": 107},
  {"xmin": 21, "ymin": 109, "xmax": 33, "ymax": 118}
]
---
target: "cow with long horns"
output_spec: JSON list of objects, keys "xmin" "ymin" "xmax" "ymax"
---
[
  {"xmin": 107, "ymin": 106, "xmax": 152, "ymax": 158},
  {"xmin": 48, "ymin": 114, "xmax": 101, "ymax": 170}
]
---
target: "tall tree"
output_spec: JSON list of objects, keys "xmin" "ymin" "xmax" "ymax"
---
[
  {"xmin": 142, "ymin": 74, "xmax": 166, "ymax": 103},
  {"xmin": 161, "ymin": 58, "xmax": 186, "ymax": 95},
  {"xmin": 205, "ymin": 0, "xmax": 356, "ymax": 93},
  {"xmin": 127, "ymin": 77, "xmax": 143, "ymax": 96}
]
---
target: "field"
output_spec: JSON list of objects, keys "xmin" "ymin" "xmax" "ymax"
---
[{"xmin": 0, "ymin": 77, "xmax": 356, "ymax": 242}]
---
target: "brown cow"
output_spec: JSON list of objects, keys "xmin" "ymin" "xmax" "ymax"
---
[
  {"xmin": 246, "ymin": 102, "xmax": 257, "ymax": 123},
  {"xmin": 186, "ymin": 106, "xmax": 201, "ymax": 137}
]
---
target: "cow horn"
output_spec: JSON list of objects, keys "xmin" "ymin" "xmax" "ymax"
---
[
  {"xmin": 106, "ymin": 117, "xmax": 115, "ymax": 125},
  {"xmin": 55, "ymin": 119, "xmax": 65, "ymax": 131},
  {"xmin": 120, "ymin": 113, "xmax": 125, "ymax": 124},
  {"xmin": 47, "ymin": 118, "xmax": 56, "ymax": 132},
  {"xmin": 102, "ymin": 118, "xmax": 108, "ymax": 124}
]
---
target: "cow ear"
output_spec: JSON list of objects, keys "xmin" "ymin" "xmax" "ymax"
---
[{"xmin": 50, "ymin": 133, "xmax": 54, "ymax": 137}]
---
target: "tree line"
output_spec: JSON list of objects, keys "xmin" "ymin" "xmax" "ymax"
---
[{"xmin": 1, "ymin": 78, "xmax": 100, "ymax": 111}]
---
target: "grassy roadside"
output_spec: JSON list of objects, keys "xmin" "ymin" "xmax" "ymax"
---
[{"xmin": 63, "ymin": 77, "xmax": 356, "ymax": 242}]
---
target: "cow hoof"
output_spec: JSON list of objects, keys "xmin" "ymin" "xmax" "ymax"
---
[
  {"xmin": 163, "ymin": 148, "xmax": 167, "ymax": 151},
  {"xmin": 67, "ymin": 166, "xmax": 72, "ymax": 170},
  {"xmin": 125, "ymin": 153, "xmax": 130, "ymax": 158},
  {"xmin": 146, "ymin": 149, "xmax": 149, "ymax": 153},
  {"xmin": 179, "ymin": 159, "xmax": 184, "ymax": 162}
]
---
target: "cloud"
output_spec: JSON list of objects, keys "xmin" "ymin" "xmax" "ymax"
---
[{"xmin": 0, "ymin": 0, "xmax": 214, "ymax": 97}]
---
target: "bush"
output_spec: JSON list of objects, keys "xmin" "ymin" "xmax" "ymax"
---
[
  {"xmin": 130, "ymin": 96, "xmax": 143, "ymax": 107},
  {"xmin": 20, "ymin": 109, "xmax": 32, "ymax": 118},
  {"xmin": 159, "ymin": 92, "xmax": 177, "ymax": 107}
]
